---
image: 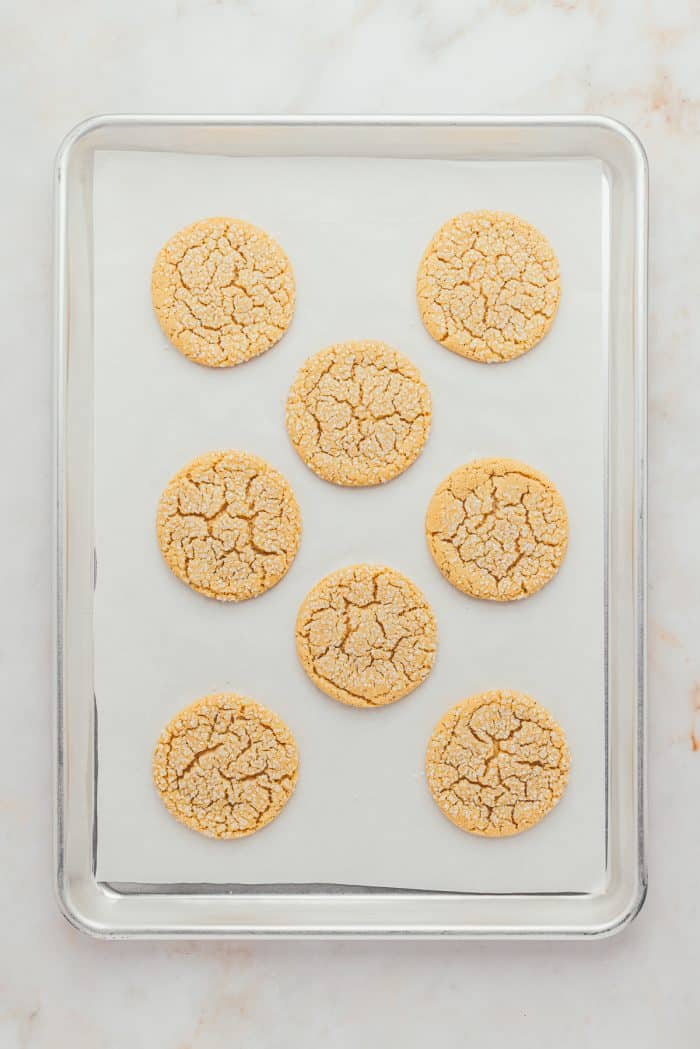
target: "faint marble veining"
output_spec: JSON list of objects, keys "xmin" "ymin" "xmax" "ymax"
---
[{"xmin": 690, "ymin": 684, "xmax": 700, "ymax": 752}]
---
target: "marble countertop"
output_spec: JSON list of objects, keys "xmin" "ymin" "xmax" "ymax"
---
[{"xmin": 2, "ymin": 1, "xmax": 698, "ymax": 1046}]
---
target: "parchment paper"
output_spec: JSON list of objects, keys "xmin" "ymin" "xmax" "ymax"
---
[{"xmin": 94, "ymin": 149, "xmax": 606, "ymax": 892}]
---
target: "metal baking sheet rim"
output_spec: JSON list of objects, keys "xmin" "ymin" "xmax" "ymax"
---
[{"xmin": 53, "ymin": 114, "xmax": 647, "ymax": 939}]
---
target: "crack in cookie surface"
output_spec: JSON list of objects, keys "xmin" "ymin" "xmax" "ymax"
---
[
  {"xmin": 296, "ymin": 564, "xmax": 437, "ymax": 708},
  {"xmin": 153, "ymin": 693, "xmax": 299, "ymax": 839},
  {"xmin": 426, "ymin": 458, "xmax": 568, "ymax": 601},
  {"xmin": 417, "ymin": 210, "xmax": 560, "ymax": 363},
  {"xmin": 156, "ymin": 450, "xmax": 301, "ymax": 601},
  {"xmin": 286, "ymin": 341, "xmax": 432, "ymax": 486},
  {"xmin": 426, "ymin": 690, "xmax": 570, "ymax": 837},
  {"xmin": 151, "ymin": 217, "xmax": 295, "ymax": 367}
]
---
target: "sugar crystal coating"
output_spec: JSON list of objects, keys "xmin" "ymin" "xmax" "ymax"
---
[
  {"xmin": 426, "ymin": 690, "xmax": 570, "ymax": 837},
  {"xmin": 153, "ymin": 693, "xmax": 298, "ymax": 839},
  {"xmin": 417, "ymin": 210, "xmax": 560, "ymax": 362},
  {"xmin": 152, "ymin": 216, "xmax": 295, "ymax": 367},
  {"xmin": 286, "ymin": 341, "xmax": 432, "ymax": 486},
  {"xmin": 296, "ymin": 564, "xmax": 437, "ymax": 708},
  {"xmin": 156, "ymin": 450, "xmax": 301, "ymax": 601},
  {"xmin": 426, "ymin": 458, "xmax": 568, "ymax": 601}
]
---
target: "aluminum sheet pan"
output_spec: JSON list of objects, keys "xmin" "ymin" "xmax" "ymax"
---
[{"xmin": 54, "ymin": 115, "xmax": 647, "ymax": 938}]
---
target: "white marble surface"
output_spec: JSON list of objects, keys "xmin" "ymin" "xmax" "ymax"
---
[{"xmin": 1, "ymin": 0, "xmax": 699, "ymax": 1045}]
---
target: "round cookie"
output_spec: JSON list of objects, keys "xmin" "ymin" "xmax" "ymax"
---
[
  {"xmin": 285, "ymin": 341, "xmax": 432, "ymax": 486},
  {"xmin": 426, "ymin": 690, "xmax": 570, "ymax": 837},
  {"xmin": 416, "ymin": 210, "xmax": 560, "ymax": 362},
  {"xmin": 151, "ymin": 217, "xmax": 295, "ymax": 367},
  {"xmin": 153, "ymin": 693, "xmax": 299, "ymax": 839},
  {"xmin": 156, "ymin": 450, "xmax": 301, "ymax": 601},
  {"xmin": 425, "ymin": 458, "xmax": 568, "ymax": 601},
  {"xmin": 295, "ymin": 564, "xmax": 437, "ymax": 708}
]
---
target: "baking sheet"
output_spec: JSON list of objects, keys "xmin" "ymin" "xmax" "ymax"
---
[{"xmin": 94, "ymin": 149, "xmax": 606, "ymax": 892}]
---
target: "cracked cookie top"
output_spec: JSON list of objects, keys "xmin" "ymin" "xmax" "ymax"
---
[
  {"xmin": 156, "ymin": 450, "xmax": 301, "ymax": 601},
  {"xmin": 426, "ymin": 458, "xmax": 568, "ymax": 601},
  {"xmin": 426, "ymin": 690, "xmax": 570, "ymax": 837},
  {"xmin": 151, "ymin": 217, "xmax": 295, "ymax": 367},
  {"xmin": 153, "ymin": 693, "xmax": 299, "ymax": 839},
  {"xmin": 285, "ymin": 341, "xmax": 432, "ymax": 486},
  {"xmin": 295, "ymin": 564, "xmax": 437, "ymax": 708},
  {"xmin": 416, "ymin": 210, "xmax": 560, "ymax": 363}
]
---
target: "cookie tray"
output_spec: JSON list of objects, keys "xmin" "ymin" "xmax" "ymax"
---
[{"xmin": 54, "ymin": 115, "xmax": 647, "ymax": 939}]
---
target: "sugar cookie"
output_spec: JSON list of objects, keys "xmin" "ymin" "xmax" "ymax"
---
[
  {"xmin": 286, "ymin": 341, "xmax": 432, "ymax": 486},
  {"xmin": 152, "ymin": 217, "xmax": 295, "ymax": 367},
  {"xmin": 156, "ymin": 450, "xmax": 301, "ymax": 601},
  {"xmin": 426, "ymin": 690, "xmax": 570, "ymax": 837},
  {"xmin": 295, "ymin": 564, "xmax": 437, "ymax": 708},
  {"xmin": 417, "ymin": 210, "xmax": 560, "ymax": 362},
  {"xmin": 153, "ymin": 693, "xmax": 298, "ymax": 839},
  {"xmin": 425, "ymin": 458, "xmax": 568, "ymax": 601}
]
